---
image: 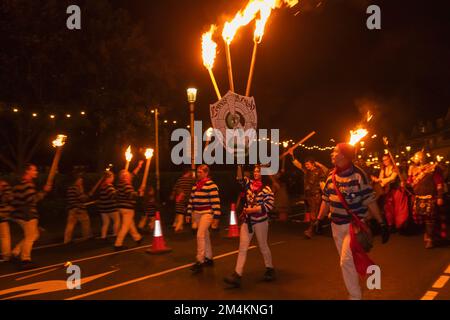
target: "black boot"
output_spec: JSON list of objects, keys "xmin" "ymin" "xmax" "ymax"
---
[
  {"xmin": 263, "ymin": 267, "xmax": 276, "ymax": 281},
  {"xmin": 190, "ymin": 261, "xmax": 203, "ymax": 274},
  {"xmin": 224, "ymin": 272, "xmax": 241, "ymax": 288},
  {"xmin": 203, "ymin": 257, "xmax": 214, "ymax": 267}
]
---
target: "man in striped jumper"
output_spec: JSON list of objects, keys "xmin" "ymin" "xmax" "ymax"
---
[
  {"xmin": 170, "ymin": 168, "xmax": 194, "ymax": 232},
  {"xmin": 316, "ymin": 143, "xmax": 389, "ymax": 300},
  {"xmin": 186, "ymin": 165, "xmax": 221, "ymax": 273},
  {"xmin": 11, "ymin": 164, "xmax": 51, "ymax": 269},
  {"xmin": 97, "ymin": 171, "xmax": 120, "ymax": 240},
  {"xmin": 0, "ymin": 180, "xmax": 13, "ymax": 262},
  {"xmin": 64, "ymin": 173, "xmax": 92, "ymax": 244},
  {"xmin": 114, "ymin": 169, "xmax": 143, "ymax": 250},
  {"xmin": 224, "ymin": 165, "xmax": 275, "ymax": 287}
]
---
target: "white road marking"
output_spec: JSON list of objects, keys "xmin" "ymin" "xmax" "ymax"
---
[
  {"xmin": 432, "ymin": 275, "xmax": 449, "ymax": 289},
  {"xmin": 66, "ymin": 241, "xmax": 286, "ymax": 300},
  {"xmin": 421, "ymin": 291, "xmax": 438, "ymax": 300},
  {"xmin": 0, "ymin": 245, "xmax": 151, "ymax": 280},
  {"xmin": 34, "ymin": 235, "xmax": 115, "ymax": 250},
  {"xmin": 445, "ymin": 264, "xmax": 450, "ymax": 275},
  {"xmin": 65, "ymin": 246, "xmax": 258, "ymax": 300},
  {"xmin": 0, "ymin": 270, "xmax": 117, "ymax": 300},
  {"xmin": 421, "ymin": 263, "xmax": 450, "ymax": 300},
  {"xmin": 15, "ymin": 268, "xmax": 60, "ymax": 281}
]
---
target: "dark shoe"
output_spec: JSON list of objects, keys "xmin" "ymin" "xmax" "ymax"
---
[
  {"xmin": 10, "ymin": 255, "xmax": 20, "ymax": 264},
  {"xmin": 389, "ymin": 226, "xmax": 397, "ymax": 234},
  {"xmin": 190, "ymin": 262, "xmax": 203, "ymax": 274},
  {"xmin": 20, "ymin": 260, "xmax": 37, "ymax": 270},
  {"xmin": 114, "ymin": 246, "xmax": 128, "ymax": 252},
  {"xmin": 304, "ymin": 228, "xmax": 313, "ymax": 239},
  {"xmin": 263, "ymin": 268, "xmax": 276, "ymax": 282},
  {"xmin": 224, "ymin": 272, "xmax": 241, "ymax": 288},
  {"xmin": 135, "ymin": 238, "xmax": 143, "ymax": 246},
  {"xmin": 204, "ymin": 257, "xmax": 214, "ymax": 267}
]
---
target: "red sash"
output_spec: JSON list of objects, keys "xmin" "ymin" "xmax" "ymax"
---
[{"xmin": 332, "ymin": 171, "xmax": 375, "ymax": 278}]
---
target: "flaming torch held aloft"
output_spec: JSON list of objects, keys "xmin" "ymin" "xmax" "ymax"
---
[
  {"xmin": 46, "ymin": 134, "xmax": 67, "ymax": 187},
  {"xmin": 349, "ymin": 129, "xmax": 368, "ymax": 146},
  {"xmin": 202, "ymin": 25, "xmax": 222, "ymax": 100},
  {"xmin": 205, "ymin": 127, "xmax": 214, "ymax": 150},
  {"xmin": 124, "ymin": 145, "xmax": 133, "ymax": 171},
  {"xmin": 139, "ymin": 148, "xmax": 154, "ymax": 194}
]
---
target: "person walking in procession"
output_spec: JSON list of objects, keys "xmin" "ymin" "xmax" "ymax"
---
[
  {"xmin": 186, "ymin": 165, "xmax": 221, "ymax": 274},
  {"xmin": 11, "ymin": 164, "xmax": 52, "ymax": 269},
  {"xmin": 224, "ymin": 165, "xmax": 275, "ymax": 288},
  {"xmin": 0, "ymin": 180, "xmax": 13, "ymax": 262},
  {"xmin": 64, "ymin": 173, "xmax": 93, "ymax": 244},
  {"xmin": 97, "ymin": 171, "xmax": 120, "ymax": 240},
  {"xmin": 114, "ymin": 163, "xmax": 144, "ymax": 251},
  {"xmin": 315, "ymin": 144, "xmax": 389, "ymax": 300}
]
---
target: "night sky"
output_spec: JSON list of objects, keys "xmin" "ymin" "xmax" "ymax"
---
[{"xmin": 113, "ymin": 0, "xmax": 450, "ymax": 145}]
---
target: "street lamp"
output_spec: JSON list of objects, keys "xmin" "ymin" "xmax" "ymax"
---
[{"xmin": 187, "ymin": 88, "xmax": 197, "ymax": 178}]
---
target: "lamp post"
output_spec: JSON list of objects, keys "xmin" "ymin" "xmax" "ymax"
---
[
  {"xmin": 187, "ymin": 88, "xmax": 197, "ymax": 179},
  {"xmin": 154, "ymin": 108, "xmax": 160, "ymax": 202}
]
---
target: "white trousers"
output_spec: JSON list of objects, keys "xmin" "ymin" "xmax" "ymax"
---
[
  {"xmin": 235, "ymin": 220, "xmax": 273, "ymax": 276},
  {"xmin": 64, "ymin": 209, "xmax": 92, "ymax": 244},
  {"xmin": 114, "ymin": 209, "xmax": 142, "ymax": 246},
  {"xmin": 0, "ymin": 221, "xmax": 11, "ymax": 260},
  {"xmin": 192, "ymin": 212, "xmax": 213, "ymax": 263},
  {"xmin": 331, "ymin": 223, "xmax": 362, "ymax": 300},
  {"xmin": 12, "ymin": 219, "xmax": 39, "ymax": 261},
  {"xmin": 101, "ymin": 211, "xmax": 120, "ymax": 239}
]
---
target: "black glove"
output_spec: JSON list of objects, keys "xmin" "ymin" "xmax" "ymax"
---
[
  {"xmin": 380, "ymin": 222, "xmax": 390, "ymax": 244},
  {"xmin": 313, "ymin": 219, "xmax": 322, "ymax": 234}
]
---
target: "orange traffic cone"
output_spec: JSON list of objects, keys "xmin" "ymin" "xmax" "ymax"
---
[
  {"xmin": 146, "ymin": 211, "xmax": 172, "ymax": 254},
  {"xmin": 303, "ymin": 212, "xmax": 311, "ymax": 223},
  {"xmin": 227, "ymin": 203, "xmax": 239, "ymax": 238}
]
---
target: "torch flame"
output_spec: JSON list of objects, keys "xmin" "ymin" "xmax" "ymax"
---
[
  {"xmin": 206, "ymin": 127, "xmax": 214, "ymax": 139},
  {"xmin": 52, "ymin": 134, "xmax": 67, "ymax": 148},
  {"xmin": 125, "ymin": 146, "xmax": 133, "ymax": 162},
  {"xmin": 349, "ymin": 129, "xmax": 368, "ymax": 146},
  {"xmin": 145, "ymin": 148, "xmax": 154, "ymax": 159},
  {"xmin": 222, "ymin": 0, "xmax": 298, "ymax": 44},
  {"xmin": 202, "ymin": 25, "xmax": 218, "ymax": 69}
]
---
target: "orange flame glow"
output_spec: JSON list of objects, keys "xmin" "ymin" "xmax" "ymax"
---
[
  {"xmin": 222, "ymin": 0, "xmax": 298, "ymax": 44},
  {"xmin": 125, "ymin": 145, "xmax": 133, "ymax": 162},
  {"xmin": 202, "ymin": 25, "xmax": 218, "ymax": 70},
  {"xmin": 144, "ymin": 148, "xmax": 154, "ymax": 159},
  {"xmin": 52, "ymin": 134, "xmax": 67, "ymax": 148},
  {"xmin": 349, "ymin": 129, "xmax": 368, "ymax": 146}
]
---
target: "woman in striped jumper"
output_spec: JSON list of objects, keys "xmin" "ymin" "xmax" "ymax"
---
[
  {"xmin": 224, "ymin": 165, "xmax": 275, "ymax": 287},
  {"xmin": 186, "ymin": 165, "xmax": 221, "ymax": 274},
  {"xmin": 64, "ymin": 173, "xmax": 92, "ymax": 244},
  {"xmin": 0, "ymin": 180, "xmax": 13, "ymax": 261},
  {"xmin": 97, "ymin": 171, "xmax": 120, "ymax": 240}
]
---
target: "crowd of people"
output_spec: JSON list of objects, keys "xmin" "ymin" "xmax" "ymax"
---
[{"xmin": 0, "ymin": 142, "xmax": 449, "ymax": 299}]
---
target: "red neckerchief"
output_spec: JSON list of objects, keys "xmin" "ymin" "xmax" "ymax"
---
[
  {"xmin": 195, "ymin": 177, "xmax": 210, "ymax": 191},
  {"xmin": 250, "ymin": 179, "xmax": 263, "ymax": 194}
]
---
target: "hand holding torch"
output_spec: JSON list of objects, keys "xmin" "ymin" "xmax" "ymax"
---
[
  {"xmin": 46, "ymin": 134, "xmax": 67, "ymax": 189},
  {"xmin": 139, "ymin": 148, "xmax": 154, "ymax": 196}
]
